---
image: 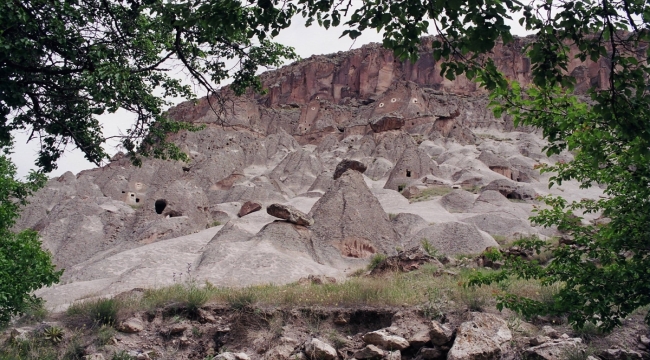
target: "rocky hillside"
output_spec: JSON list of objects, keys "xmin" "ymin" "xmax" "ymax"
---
[{"xmin": 16, "ymin": 37, "xmax": 606, "ymax": 312}]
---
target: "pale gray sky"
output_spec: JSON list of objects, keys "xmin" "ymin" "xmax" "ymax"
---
[{"xmin": 11, "ymin": 13, "xmax": 528, "ymax": 179}]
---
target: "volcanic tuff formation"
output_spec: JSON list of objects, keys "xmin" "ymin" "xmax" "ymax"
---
[{"xmin": 16, "ymin": 37, "xmax": 605, "ymax": 311}]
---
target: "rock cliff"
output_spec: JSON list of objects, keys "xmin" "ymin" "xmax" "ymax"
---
[{"xmin": 16, "ymin": 37, "xmax": 606, "ymax": 311}]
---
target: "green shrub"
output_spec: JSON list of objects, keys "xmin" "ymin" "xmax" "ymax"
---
[
  {"xmin": 63, "ymin": 339, "xmax": 85, "ymax": 360},
  {"xmin": 366, "ymin": 253, "xmax": 387, "ymax": 270},
  {"xmin": 227, "ymin": 290, "xmax": 257, "ymax": 310}
]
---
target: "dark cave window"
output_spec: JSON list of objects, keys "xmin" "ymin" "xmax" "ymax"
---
[
  {"xmin": 135, "ymin": 198, "xmax": 140, "ymax": 203},
  {"xmin": 155, "ymin": 199, "xmax": 167, "ymax": 214},
  {"xmin": 406, "ymin": 170, "xmax": 411, "ymax": 177}
]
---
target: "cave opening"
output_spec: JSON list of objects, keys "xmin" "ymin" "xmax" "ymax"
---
[
  {"xmin": 406, "ymin": 170, "xmax": 411, "ymax": 177},
  {"xmin": 155, "ymin": 199, "xmax": 167, "ymax": 214}
]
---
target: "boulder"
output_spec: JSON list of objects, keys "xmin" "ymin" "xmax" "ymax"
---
[
  {"xmin": 354, "ymin": 345, "xmax": 385, "ymax": 359},
  {"xmin": 541, "ymin": 326, "xmax": 559, "ymax": 339},
  {"xmin": 215, "ymin": 352, "xmax": 251, "ymax": 360},
  {"xmin": 117, "ymin": 318, "xmax": 144, "ymax": 333},
  {"xmin": 386, "ymin": 351, "xmax": 401, "ymax": 360},
  {"xmin": 524, "ymin": 338, "xmax": 583, "ymax": 360},
  {"xmin": 418, "ymin": 347, "xmax": 443, "ymax": 360},
  {"xmin": 85, "ymin": 355, "xmax": 106, "ymax": 360},
  {"xmin": 430, "ymin": 321, "xmax": 454, "ymax": 346},
  {"xmin": 362, "ymin": 330, "xmax": 410, "ymax": 350},
  {"xmin": 305, "ymin": 338, "xmax": 337, "ymax": 360},
  {"xmin": 333, "ymin": 159, "xmax": 368, "ymax": 180},
  {"xmin": 267, "ymin": 204, "xmax": 314, "ymax": 226},
  {"xmin": 448, "ymin": 313, "xmax": 512, "ymax": 360},
  {"xmin": 389, "ymin": 310, "xmax": 434, "ymax": 349},
  {"xmin": 599, "ymin": 349, "xmax": 643, "ymax": 360},
  {"xmin": 265, "ymin": 337, "xmax": 299, "ymax": 360},
  {"xmin": 238, "ymin": 201, "xmax": 262, "ymax": 217}
]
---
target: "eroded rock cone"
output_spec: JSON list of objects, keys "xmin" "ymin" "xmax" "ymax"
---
[
  {"xmin": 266, "ymin": 204, "xmax": 314, "ymax": 226},
  {"xmin": 238, "ymin": 201, "xmax": 262, "ymax": 217},
  {"xmin": 384, "ymin": 147, "xmax": 440, "ymax": 191},
  {"xmin": 333, "ymin": 159, "xmax": 368, "ymax": 180},
  {"xmin": 309, "ymin": 170, "xmax": 400, "ymax": 264}
]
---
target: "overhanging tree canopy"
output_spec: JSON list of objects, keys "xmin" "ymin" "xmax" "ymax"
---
[{"xmin": 1, "ymin": 0, "xmax": 298, "ymax": 171}]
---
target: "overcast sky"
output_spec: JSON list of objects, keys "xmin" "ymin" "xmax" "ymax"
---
[{"xmin": 10, "ymin": 14, "xmax": 528, "ymax": 179}]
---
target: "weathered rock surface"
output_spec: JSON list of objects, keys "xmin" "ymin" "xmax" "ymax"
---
[
  {"xmin": 430, "ymin": 321, "xmax": 455, "ymax": 346},
  {"xmin": 448, "ymin": 313, "xmax": 512, "ymax": 360},
  {"xmin": 371, "ymin": 116, "xmax": 405, "ymax": 133},
  {"xmin": 238, "ymin": 201, "xmax": 262, "ymax": 217},
  {"xmin": 407, "ymin": 222, "xmax": 498, "ymax": 255},
  {"xmin": 362, "ymin": 330, "xmax": 410, "ymax": 350},
  {"xmin": 305, "ymin": 338, "xmax": 337, "ymax": 360},
  {"xmin": 524, "ymin": 338, "xmax": 583, "ymax": 360},
  {"xmin": 354, "ymin": 345, "xmax": 385, "ymax": 359},
  {"xmin": 440, "ymin": 190, "xmax": 476, "ymax": 213},
  {"xmin": 117, "ymin": 318, "xmax": 144, "ymax": 333}
]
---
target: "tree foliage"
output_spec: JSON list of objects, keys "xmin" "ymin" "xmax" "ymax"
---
[
  {"xmin": 0, "ymin": 155, "xmax": 61, "ymax": 324},
  {"xmin": 285, "ymin": 0, "xmax": 650, "ymax": 330},
  {"xmin": 1, "ymin": 0, "xmax": 298, "ymax": 170}
]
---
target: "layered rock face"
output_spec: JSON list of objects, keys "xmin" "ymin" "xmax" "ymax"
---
[{"xmin": 16, "ymin": 37, "xmax": 605, "ymax": 310}]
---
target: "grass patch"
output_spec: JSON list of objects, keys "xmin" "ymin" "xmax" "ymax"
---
[
  {"xmin": 53, "ymin": 267, "xmax": 567, "ymax": 331},
  {"xmin": 0, "ymin": 338, "xmax": 58, "ymax": 360},
  {"xmin": 67, "ymin": 298, "xmax": 122, "ymax": 326},
  {"xmin": 67, "ymin": 270, "xmax": 558, "ymax": 313},
  {"xmin": 97, "ymin": 325, "xmax": 117, "ymax": 346},
  {"xmin": 410, "ymin": 187, "xmax": 453, "ymax": 202},
  {"xmin": 421, "ymin": 238, "xmax": 442, "ymax": 259}
]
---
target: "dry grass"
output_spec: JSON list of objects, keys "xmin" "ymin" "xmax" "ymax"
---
[
  {"xmin": 410, "ymin": 187, "xmax": 453, "ymax": 202},
  {"xmin": 61, "ymin": 266, "xmax": 563, "ymax": 319}
]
